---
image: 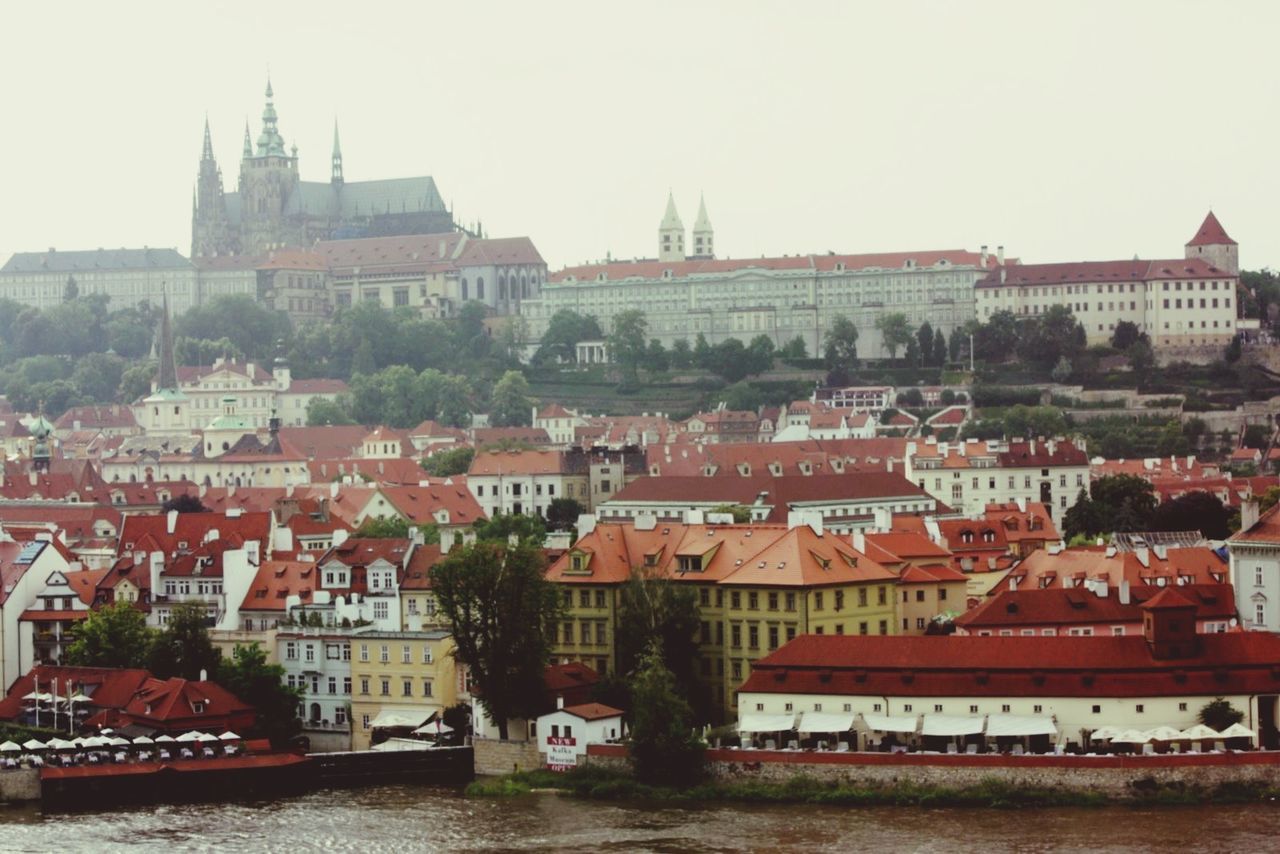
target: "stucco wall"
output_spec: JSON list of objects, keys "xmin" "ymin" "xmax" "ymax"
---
[
  {"xmin": 473, "ymin": 738, "xmax": 543, "ymax": 777},
  {"xmin": 0, "ymin": 768, "xmax": 40, "ymax": 802}
]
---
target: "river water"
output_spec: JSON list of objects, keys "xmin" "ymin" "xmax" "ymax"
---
[{"xmin": 0, "ymin": 783, "xmax": 1276, "ymax": 852}]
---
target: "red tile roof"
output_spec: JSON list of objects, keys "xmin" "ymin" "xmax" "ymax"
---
[
  {"xmin": 978, "ymin": 258, "xmax": 1231, "ymax": 289},
  {"xmin": 1231, "ymin": 502, "xmax": 1280, "ymax": 545},
  {"xmin": 898, "ymin": 564, "xmax": 969, "ymax": 584},
  {"xmin": 1186, "ymin": 211, "xmax": 1236, "ymax": 247},
  {"xmin": 956, "ymin": 584, "xmax": 1236, "ymax": 630},
  {"xmin": 559, "ymin": 702, "xmax": 624, "ymax": 721},
  {"xmin": 117, "ymin": 511, "xmax": 272, "ymax": 558},
  {"xmin": 278, "ymin": 426, "xmax": 369, "ymax": 460},
  {"xmin": 0, "ymin": 666, "xmax": 152, "ymax": 721},
  {"xmin": 242, "ymin": 560, "xmax": 323, "ymax": 612},
  {"xmin": 54, "ymin": 404, "xmax": 137, "ymax": 431}
]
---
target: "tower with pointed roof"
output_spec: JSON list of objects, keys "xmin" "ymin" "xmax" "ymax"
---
[
  {"xmin": 331, "ymin": 121, "xmax": 344, "ymax": 186},
  {"xmin": 658, "ymin": 192, "xmax": 685, "ymax": 262},
  {"xmin": 1185, "ymin": 211, "xmax": 1238, "ymax": 275},
  {"xmin": 238, "ymin": 78, "xmax": 300, "ymax": 253},
  {"xmin": 191, "ymin": 118, "xmax": 238, "ymax": 258},
  {"xmin": 690, "ymin": 194, "xmax": 714, "ymax": 260}
]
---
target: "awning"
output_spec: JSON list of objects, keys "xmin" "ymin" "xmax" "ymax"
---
[
  {"xmin": 985, "ymin": 715, "xmax": 1058, "ymax": 737},
  {"xmin": 737, "ymin": 713, "xmax": 797, "ymax": 733},
  {"xmin": 371, "ymin": 737, "xmax": 435, "ymax": 752},
  {"xmin": 921, "ymin": 715, "xmax": 985, "ymax": 737},
  {"xmin": 1218, "ymin": 723, "xmax": 1257, "ymax": 742},
  {"xmin": 369, "ymin": 706, "xmax": 441, "ymax": 730},
  {"xmin": 412, "ymin": 722, "xmax": 454, "ymax": 735},
  {"xmin": 859, "ymin": 713, "xmax": 919, "ymax": 733},
  {"xmin": 797, "ymin": 712, "xmax": 856, "ymax": 734}
]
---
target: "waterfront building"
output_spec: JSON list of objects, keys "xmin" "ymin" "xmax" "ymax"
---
[
  {"xmin": 536, "ymin": 701, "xmax": 625, "ymax": 768},
  {"xmin": 0, "ymin": 539, "xmax": 75, "ymax": 688},
  {"xmin": 466, "ymin": 447, "xmax": 645, "ymax": 517},
  {"xmin": 902, "ymin": 438, "xmax": 1090, "ymax": 525},
  {"xmin": 192, "ymin": 82, "xmax": 456, "ymax": 258},
  {"xmin": 348, "ymin": 629, "xmax": 456, "ymax": 751},
  {"xmin": 522, "ymin": 199, "xmax": 997, "ymax": 357},
  {"xmin": 1227, "ymin": 501, "xmax": 1280, "ymax": 631},
  {"xmin": 548, "ymin": 517, "xmax": 905, "ymax": 721},
  {"xmin": 736, "ymin": 605, "xmax": 1280, "ymax": 749},
  {"xmin": 975, "ymin": 212, "xmax": 1238, "ymax": 359},
  {"xmin": 277, "ymin": 626, "xmax": 359, "ymax": 752},
  {"xmin": 20, "ymin": 567, "xmax": 106, "ymax": 667},
  {"xmin": 1002, "ymin": 544, "xmax": 1228, "ymax": 593}
]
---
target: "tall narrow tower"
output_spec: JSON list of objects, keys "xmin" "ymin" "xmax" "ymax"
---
[
  {"xmin": 331, "ymin": 120, "xmax": 344, "ymax": 185},
  {"xmin": 157, "ymin": 293, "xmax": 179, "ymax": 392},
  {"xmin": 691, "ymin": 194, "xmax": 714, "ymax": 259},
  {"xmin": 658, "ymin": 192, "xmax": 685, "ymax": 262},
  {"xmin": 239, "ymin": 78, "xmax": 300, "ymax": 253},
  {"xmin": 191, "ymin": 118, "xmax": 236, "ymax": 257}
]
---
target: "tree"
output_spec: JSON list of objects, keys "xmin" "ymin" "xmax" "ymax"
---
[
  {"xmin": 1243, "ymin": 424, "xmax": 1271, "ymax": 450},
  {"xmin": 306, "ymin": 396, "xmax": 357, "ymax": 426},
  {"xmin": 1020, "ymin": 305, "xmax": 1085, "ymax": 369},
  {"xmin": 1198, "ymin": 698, "xmax": 1245, "ymax": 731},
  {"xmin": 119, "ymin": 362, "xmax": 157, "ymax": 403},
  {"xmin": 948, "ymin": 329, "xmax": 965, "ymax": 364},
  {"xmin": 692, "ymin": 333, "xmax": 712, "ymax": 369},
  {"xmin": 64, "ymin": 602, "xmax": 153, "ymax": 669},
  {"xmin": 745, "ymin": 335, "xmax": 775, "ymax": 376},
  {"xmin": 715, "ymin": 381, "xmax": 763, "ymax": 412},
  {"xmin": 975, "ymin": 310, "xmax": 1019, "ymax": 362},
  {"xmin": 1127, "ymin": 339, "xmax": 1155, "ymax": 377},
  {"xmin": 823, "ymin": 316, "xmax": 859, "ymax": 371},
  {"xmin": 609, "ymin": 310, "xmax": 649, "ymax": 381},
  {"xmin": 545, "ymin": 498, "xmax": 585, "ymax": 532},
  {"xmin": 1111, "ymin": 320, "xmax": 1143, "ymax": 351},
  {"xmin": 615, "ymin": 569, "xmax": 702, "ymax": 708},
  {"xmin": 916, "ymin": 322, "xmax": 934, "ymax": 366},
  {"xmin": 1051, "ymin": 356, "xmax": 1073, "ymax": 383},
  {"xmin": 779, "ymin": 336, "xmax": 808, "ymax": 360},
  {"xmin": 71, "ymin": 352, "xmax": 126, "ymax": 402},
  {"xmin": 535, "ymin": 310, "xmax": 602, "ymax": 364},
  {"xmin": 354, "ymin": 516, "xmax": 412, "ymax": 538},
  {"xmin": 216, "ymin": 643, "xmax": 302, "ymax": 747},
  {"xmin": 1258, "ymin": 486, "xmax": 1280, "ymax": 515},
  {"xmin": 147, "ymin": 602, "xmax": 221, "ymax": 681},
  {"xmin": 429, "ymin": 542, "xmax": 560, "ymax": 739},
  {"xmin": 175, "ymin": 294, "xmax": 290, "ymax": 363},
  {"xmin": 489, "ymin": 370, "xmax": 533, "ymax": 427},
  {"xmin": 704, "ymin": 338, "xmax": 751, "ymax": 382},
  {"xmin": 1062, "ymin": 488, "xmax": 1102, "ymax": 541},
  {"xmin": 472, "ymin": 512, "xmax": 546, "ymax": 546},
  {"xmin": 645, "ymin": 339, "xmax": 670, "ymax": 373},
  {"xmin": 1090, "ymin": 474, "xmax": 1158, "ymax": 534},
  {"xmin": 669, "ymin": 339, "xmax": 693, "ymax": 369},
  {"xmin": 903, "ymin": 337, "xmax": 921, "ymax": 368},
  {"xmin": 1151, "ymin": 491, "xmax": 1232, "ymax": 539},
  {"xmin": 351, "ymin": 337, "xmax": 377, "ymax": 377},
  {"xmin": 421, "ymin": 446, "xmax": 475, "ymax": 477},
  {"xmin": 896, "ymin": 388, "xmax": 924, "ymax": 407},
  {"xmin": 709, "ymin": 504, "xmax": 751, "ymax": 523},
  {"xmin": 875, "ymin": 313, "xmax": 912, "ymax": 361},
  {"xmin": 161, "ymin": 494, "xmax": 209, "ymax": 514},
  {"xmin": 63, "ymin": 275, "xmax": 79, "ymax": 302},
  {"xmin": 932, "ymin": 328, "xmax": 948, "ymax": 367},
  {"xmin": 627, "ymin": 642, "xmax": 704, "ymax": 785}
]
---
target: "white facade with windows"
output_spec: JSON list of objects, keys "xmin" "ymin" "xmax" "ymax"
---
[{"xmin": 278, "ymin": 627, "xmax": 360, "ymax": 748}]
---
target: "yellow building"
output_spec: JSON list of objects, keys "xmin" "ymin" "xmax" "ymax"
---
[
  {"xmin": 349, "ymin": 630, "xmax": 457, "ymax": 750},
  {"xmin": 547, "ymin": 519, "xmax": 906, "ymax": 722}
]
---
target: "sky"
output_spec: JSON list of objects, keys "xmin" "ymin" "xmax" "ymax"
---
[{"xmin": 2, "ymin": 0, "xmax": 1278, "ymax": 272}]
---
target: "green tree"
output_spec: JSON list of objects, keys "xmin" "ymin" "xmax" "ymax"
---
[
  {"xmin": 705, "ymin": 338, "xmax": 751, "ymax": 382},
  {"xmin": 147, "ymin": 602, "xmax": 221, "ymax": 681},
  {"xmin": 615, "ymin": 569, "xmax": 702, "ymax": 707},
  {"xmin": 823, "ymin": 316, "xmax": 859, "ymax": 371},
  {"xmin": 421, "ymin": 446, "xmax": 475, "ymax": 477},
  {"xmin": 1258, "ymin": 486, "xmax": 1280, "ymax": 515},
  {"xmin": 545, "ymin": 497, "xmax": 585, "ymax": 532},
  {"xmin": 609, "ymin": 310, "xmax": 649, "ymax": 381},
  {"xmin": 175, "ymin": 294, "xmax": 290, "ymax": 363},
  {"xmin": 692, "ymin": 333, "xmax": 712, "ymax": 369},
  {"xmin": 161, "ymin": 494, "xmax": 210, "ymax": 514},
  {"xmin": 875, "ymin": 313, "xmax": 912, "ymax": 361},
  {"xmin": 1243, "ymin": 424, "xmax": 1271, "ymax": 450},
  {"xmin": 351, "ymin": 337, "xmax": 377, "ymax": 377},
  {"xmin": 1019, "ymin": 305, "xmax": 1085, "ymax": 369},
  {"xmin": 670, "ymin": 339, "xmax": 693, "ymax": 369},
  {"xmin": 489, "ymin": 370, "xmax": 533, "ymax": 427},
  {"xmin": 535, "ymin": 310, "xmax": 602, "ymax": 364},
  {"xmin": 932, "ymin": 328, "xmax": 948, "ymax": 367},
  {"xmin": 472, "ymin": 512, "xmax": 546, "ymax": 545},
  {"xmin": 71, "ymin": 352, "xmax": 126, "ymax": 402},
  {"xmin": 306, "ymin": 395, "xmax": 357, "ymax": 426},
  {"xmin": 1051, "ymin": 356, "xmax": 1073, "ymax": 383},
  {"xmin": 645, "ymin": 339, "xmax": 670, "ymax": 373},
  {"xmin": 354, "ymin": 516, "xmax": 412, "ymax": 538},
  {"xmin": 903, "ymin": 337, "xmax": 921, "ymax": 367},
  {"xmin": 216, "ymin": 643, "xmax": 302, "ymax": 747},
  {"xmin": 63, "ymin": 275, "xmax": 79, "ymax": 302},
  {"xmin": 1062, "ymin": 488, "xmax": 1101, "ymax": 541},
  {"xmin": 627, "ymin": 642, "xmax": 705, "ymax": 785},
  {"xmin": 1198, "ymin": 698, "xmax": 1245, "ymax": 731},
  {"xmin": 715, "ymin": 381, "xmax": 763, "ymax": 412},
  {"xmin": 916, "ymin": 321, "xmax": 934, "ymax": 366},
  {"xmin": 119, "ymin": 362, "xmax": 157, "ymax": 403},
  {"xmin": 429, "ymin": 542, "xmax": 560, "ymax": 739},
  {"xmin": 780, "ymin": 336, "xmax": 808, "ymax": 360},
  {"xmin": 1151, "ymin": 492, "xmax": 1231, "ymax": 539},
  {"xmin": 948, "ymin": 328, "xmax": 965, "ymax": 364},
  {"xmin": 709, "ymin": 504, "xmax": 752, "ymax": 523},
  {"xmin": 1090, "ymin": 474, "xmax": 1158, "ymax": 534},
  {"xmin": 64, "ymin": 602, "xmax": 154, "ymax": 669},
  {"xmin": 975, "ymin": 310, "xmax": 1019, "ymax": 362}
]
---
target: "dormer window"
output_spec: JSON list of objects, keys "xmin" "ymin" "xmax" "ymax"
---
[{"xmin": 192, "ymin": 701, "xmax": 206, "ymax": 714}]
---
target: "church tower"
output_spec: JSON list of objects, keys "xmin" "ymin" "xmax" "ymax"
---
[
  {"xmin": 191, "ymin": 118, "xmax": 238, "ymax": 257},
  {"xmin": 658, "ymin": 192, "xmax": 685, "ymax": 262},
  {"xmin": 690, "ymin": 194, "xmax": 714, "ymax": 260},
  {"xmin": 238, "ymin": 78, "xmax": 300, "ymax": 253},
  {"xmin": 1185, "ymin": 211, "xmax": 1238, "ymax": 274},
  {"xmin": 331, "ymin": 121, "xmax": 344, "ymax": 185}
]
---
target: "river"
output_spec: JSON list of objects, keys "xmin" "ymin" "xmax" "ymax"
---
[{"xmin": 0, "ymin": 784, "xmax": 1276, "ymax": 852}]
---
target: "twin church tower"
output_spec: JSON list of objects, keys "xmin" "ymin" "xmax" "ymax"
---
[
  {"xmin": 658, "ymin": 192, "xmax": 714, "ymax": 262},
  {"xmin": 192, "ymin": 80, "xmax": 456, "ymax": 258}
]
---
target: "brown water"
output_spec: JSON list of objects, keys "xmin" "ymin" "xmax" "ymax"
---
[{"xmin": 0, "ymin": 784, "xmax": 1276, "ymax": 851}]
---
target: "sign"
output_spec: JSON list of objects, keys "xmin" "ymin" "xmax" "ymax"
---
[{"xmin": 546, "ymin": 735, "xmax": 577, "ymax": 771}]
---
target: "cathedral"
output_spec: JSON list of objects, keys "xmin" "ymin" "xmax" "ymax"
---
[{"xmin": 192, "ymin": 80, "xmax": 457, "ymax": 257}]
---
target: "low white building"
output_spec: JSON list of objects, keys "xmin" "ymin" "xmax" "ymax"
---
[
  {"xmin": 536, "ymin": 701, "xmax": 625, "ymax": 770},
  {"xmin": 1228, "ymin": 501, "xmax": 1280, "ymax": 632}
]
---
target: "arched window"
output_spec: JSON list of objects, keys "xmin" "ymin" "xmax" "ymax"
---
[
  {"xmin": 498, "ymin": 276, "xmax": 507, "ymax": 300},
  {"xmin": 461, "ymin": 278, "xmax": 468, "ymax": 301},
  {"xmin": 477, "ymin": 277, "xmax": 485, "ymax": 300},
  {"xmin": 310, "ymin": 702, "xmax": 322, "ymax": 722}
]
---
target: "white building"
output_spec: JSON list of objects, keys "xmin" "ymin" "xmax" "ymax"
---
[
  {"xmin": 536, "ymin": 701, "xmax": 625, "ymax": 769},
  {"xmin": 1228, "ymin": 501, "xmax": 1280, "ymax": 632},
  {"xmin": 277, "ymin": 626, "xmax": 357, "ymax": 751}
]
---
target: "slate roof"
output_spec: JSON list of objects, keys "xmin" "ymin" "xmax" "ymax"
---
[{"xmin": 1, "ymin": 248, "xmax": 191, "ymax": 274}]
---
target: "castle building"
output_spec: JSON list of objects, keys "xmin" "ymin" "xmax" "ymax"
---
[{"xmin": 192, "ymin": 80, "xmax": 457, "ymax": 258}]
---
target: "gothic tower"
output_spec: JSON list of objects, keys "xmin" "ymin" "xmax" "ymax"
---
[
  {"xmin": 238, "ymin": 78, "xmax": 300, "ymax": 253},
  {"xmin": 331, "ymin": 121, "xmax": 344, "ymax": 186},
  {"xmin": 658, "ymin": 191, "xmax": 685, "ymax": 262},
  {"xmin": 1185, "ymin": 211, "xmax": 1238, "ymax": 275},
  {"xmin": 191, "ymin": 118, "xmax": 238, "ymax": 257},
  {"xmin": 691, "ymin": 194, "xmax": 714, "ymax": 260}
]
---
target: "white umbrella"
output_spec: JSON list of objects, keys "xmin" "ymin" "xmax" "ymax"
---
[
  {"xmin": 1144, "ymin": 726, "xmax": 1185, "ymax": 742},
  {"xmin": 23, "ymin": 692, "xmax": 54, "ymax": 703},
  {"xmin": 109, "ymin": 736, "xmax": 130, "ymax": 747},
  {"xmin": 47, "ymin": 738, "xmax": 75, "ymax": 750},
  {"xmin": 1088, "ymin": 726, "xmax": 1122, "ymax": 741},
  {"xmin": 175, "ymin": 731, "xmax": 203, "ymax": 743},
  {"xmin": 68, "ymin": 693, "xmax": 92, "ymax": 703},
  {"xmin": 69, "ymin": 738, "xmax": 90, "ymax": 748},
  {"xmin": 21, "ymin": 739, "xmax": 46, "ymax": 751},
  {"xmin": 154, "ymin": 735, "xmax": 176, "ymax": 743},
  {"xmin": 1110, "ymin": 729, "xmax": 1151, "ymax": 744},
  {"xmin": 1178, "ymin": 724, "xmax": 1218, "ymax": 741},
  {"xmin": 217, "ymin": 731, "xmax": 241, "ymax": 741},
  {"xmin": 132, "ymin": 736, "xmax": 155, "ymax": 745},
  {"xmin": 1218, "ymin": 723, "xmax": 1257, "ymax": 742},
  {"xmin": 413, "ymin": 722, "xmax": 454, "ymax": 735},
  {"xmin": 196, "ymin": 732, "xmax": 218, "ymax": 743},
  {"xmin": 0, "ymin": 741, "xmax": 21, "ymax": 752}
]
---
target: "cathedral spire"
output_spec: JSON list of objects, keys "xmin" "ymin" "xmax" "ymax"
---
[
  {"xmin": 331, "ymin": 119, "xmax": 344, "ymax": 185},
  {"xmin": 691, "ymin": 193, "xmax": 714, "ymax": 259},
  {"xmin": 257, "ymin": 77, "xmax": 286, "ymax": 157},
  {"xmin": 243, "ymin": 121, "xmax": 252, "ymax": 158},
  {"xmin": 157, "ymin": 292, "xmax": 178, "ymax": 391},
  {"xmin": 201, "ymin": 116, "xmax": 214, "ymax": 161}
]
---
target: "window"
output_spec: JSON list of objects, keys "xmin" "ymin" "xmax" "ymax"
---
[
  {"xmin": 359, "ymin": 644, "xmax": 369, "ymax": 662},
  {"xmin": 748, "ymin": 625, "xmax": 759, "ymax": 649},
  {"xmin": 1256, "ymin": 567, "xmax": 1265, "ymax": 587},
  {"xmin": 1179, "ymin": 702, "xmax": 1188, "ymax": 712},
  {"xmin": 403, "ymin": 680, "xmax": 413, "ymax": 697},
  {"xmin": 814, "ymin": 592, "xmax": 824, "ymax": 611},
  {"xmin": 1135, "ymin": 704, "xmax": 1144, "ymax": 714},
  {"xmin": 903, "ymin": 704, "xmax": 913, "ymax": 713},
  {"xmin": 1001, "ymin": 704, "xmax": 1011, "ymax": 713},
  {"xmin": 402, "ymin": 645, "xmax": 412, "ymax": 663},
  {"xmin": 361, "ymin": 714, "xmax": 370, "ymax": 730},
  {"xmin": 1092, "ymin": 705, "xmax": 1101, "ymax": 714},
  {"xmin": 748, "ymin": 592, "xmax": 759, "ymax": 611},
  {"xmin": 934, "ymin": 704, "xmax": 943, "ymax": 713},
  {"xmin": 343, "ymin": 677, "xmax": 351, "ymax": 694},
  {"xmin": 969, "ymin": 704, "xmax": 979, "ymax": 714},
  {"xmin": 374, "ymin": 601, "xmax": 389, "ymax": 620},
  {"xmin": 380, "ymin": 678, "xmax": 390, "ymax": 696},
  {"xmin": 422, "ymin": 645, "xmax": 434, "ymax": 664},
  {"xmin": 423, "ymin": 680, "xmax": 433, "ymax": 697},
  {"xmin": 360, "ymin": 677, "xmax": 369, "ymax": 695},
  {"xmin": 768, "ymin": 625, "xmax": 779, "ymax": 649},
  {"xmin": 328, "ymin": 677, "xmax": 337, "ymax": 695},
  {"xmin": 285, "ymin": 642, "xmax": 297, "ymax": 660},
  {"xmin": 731, "ymin": 624, "xmax": 741, "ymax": 648}
]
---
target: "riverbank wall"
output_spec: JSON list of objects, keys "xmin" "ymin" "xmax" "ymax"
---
[
  {"xmin": 584, "ymin": 745, "xmax": 1280, "ymax": 798},
  {"xmin": 312, "ymin": 746, "xmax": 473, "ymax": 787},
  {"xmin": 473, "ymin": 738, "xmax": 543, "ymax": 776},
  {"xmin": 0, "ymin": 768, "xmax": 40, "ymax": 803}
]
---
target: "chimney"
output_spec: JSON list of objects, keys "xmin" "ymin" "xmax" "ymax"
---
[
  {"xmin": 557, "ymin": 695, "xmax": 564, "ymax": 710},
  {"xmin": 1118, "ymin": 580, "xmax": 1130, "ymax": 605},
  {"xmin": 166, "ymin": 509, "xmax": 179, "ymax": 535},
  {"xmin": 28, "ymin": 471, "xmax": 37, "ymax": 486},
  {"xmin": 1242, "ymin": 499, "xmax": 1260, "ymax": 533},
  {"xmin": 1000, "ymin": 267, "xmax": 1006, "ymax": 284},
  {"xmin": 199, "ymin": 669, "xmax": 207, "ymax": 682},
  {"xmin": 852, "ymin": 529, "xmax": 866, "ymax": 554},
  {"xmin": 333, "ymin": 529, "xmax": 349, "ymax": 548},
  {"xmin": 149, "ymin": 550, "xmax": 164, "ymax": 597},
  {"xmin": 577, "ymin": 513, "xmax": 596, "ymax": 537},
  {"xmin": 980, "ymin": 245, "xmax": 988, "ymax": 266},
  {"xmin": 997, "ymin": 245, "xmax": 1005, "ymax": 265}
]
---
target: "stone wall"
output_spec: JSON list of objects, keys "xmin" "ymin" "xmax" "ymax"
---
[
  {"xmin": 473, "ymin": 738, "xmax": 543, "ymax": 777},
  {"xmin": 584, "ymin": 745, "xmax": 1280, "ymax": 799},
  {"xmin": 0, "ymin": 768, "xmax": 40, "ymax": 803}
]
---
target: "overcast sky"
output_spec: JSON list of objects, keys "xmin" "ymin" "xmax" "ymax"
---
[{"xmin": 2, "ymin": 1, "xmax": 1277, "ymax": 272}]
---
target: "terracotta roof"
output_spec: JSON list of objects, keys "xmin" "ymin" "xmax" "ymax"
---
[
  {"xmin": 321, "ymin": 537, "xmax": 412, "ymax": 570},
  {"xmin": 285, "ymin": 378, "xmax": 348, "ymax": 395},
  {"xmin": 401, "ymin": 544, "xmax": 443, "ymax": 591},
  {"xmin": 1186, "ymin": 211, "xmax": 1236, "ymax": 247},
  {"xmin": 469, "ymin": 449, "xmax": 581, "ymax": 476},
  {"xmin": 978, "ymin": 257, "xmax": 1230, "ymax": 289},
  {"xmin": 257, "ymin": 248, "xmax": 329, "ymax": 270},
  {"xmin": 1231, "ymin": 502, "xmax": 1280, "ymax": 545},
  {"xmin": 54, "ymin": 405, "xmax": 137, "ymax": 431},
  {"xmin": 1003, "ymin": 546, "xmax": 1227, "ymax": 590},
  {"xmin": 278, "ymin": 426, "xmax": 369, "ymax": 460},
  {"xmin": 307, "ymin": 458, "xmax": 428, "ymax": 485},
  {"xmin": 241, "ymin": 560, "xmax": 322, "ymax": 612},
  {"xmin": 559, "ymin": 702, "xmax": 624, "ymax": 721},
  {"xmin": 957, "ymin": 584, "xmax": 1236, "ymax": 630},
  {"xmin": 380, "ymin": 483, "xmax": 483, "ymax": 526},
  {"xmin": 739, "ymin": 633, "xmax": 1280, "ymax": 698},
  {"xmin": 897, "ymin": 564, "xmax": 969, "ymax": 584},
  {"xmin": 0, "ymin": 666, "xmax": 152, "ymax": 721},
  {"xmin": 1140, "ymin": 586, "xmax": 1200, "ymax": 610},
  {"xmin": 472, "ymin": 427, "xmax": 552, "ymax": 448},
  {"xmin": 121, "ymin": 676, "xmax": 253, "ymax": 724}
]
